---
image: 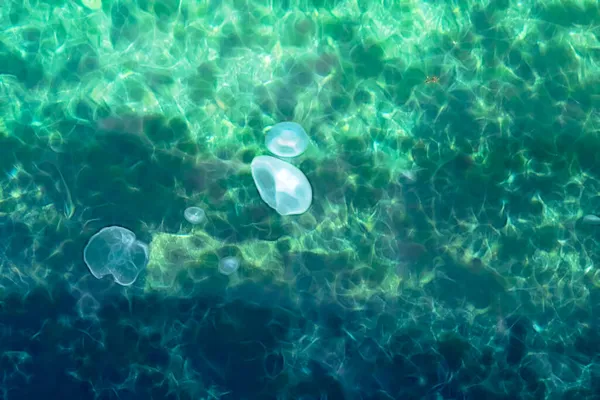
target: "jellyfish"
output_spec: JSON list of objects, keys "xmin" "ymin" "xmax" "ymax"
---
[
  {"xmin": 184, "ymin": 206, "xmax": 206, "ymax": 225},
  {"xmin": 218, "ymin": 256, "xmax": 240, "ymax": 276},
  {"xmin": 83, "ymin": 226, "xmax": 149, "ymax": 286},
  {"xmin": 250, "ymin": 155, "xmax": 313, "ymax": 216},
  {"xmin": 265, "ymin": 122, "xmax": 310, "ymax": 158}
]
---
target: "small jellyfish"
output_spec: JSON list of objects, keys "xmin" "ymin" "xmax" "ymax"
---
[
  {"xmin": 583, "ymin": 214, "xmax": 600, "ymax": 225},
  {"xmin": 265, "ymin": 122, "xmax": 310, "ymax": 158},
  {"xmin": 184, "ymin": 206, "xmax": 206, "ymax": 225},
  {"xmin": 76, "ymin": 293, "xmax": 102, "ymax": 320},
  {"xmin": 218, "ymin": 256, "xmax": 240, "ymax": 276}
]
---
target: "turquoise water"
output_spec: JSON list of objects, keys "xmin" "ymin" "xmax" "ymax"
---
[{"xmin": 1, "ymin": 0, "xmax": 599, "ymax": 399}]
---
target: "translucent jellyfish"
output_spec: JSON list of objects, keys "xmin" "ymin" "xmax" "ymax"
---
[
  {"xmin": 251, "ymin": 155, "xmax": 313, "ymax": 216},
  {"xmin": 184, "ymin": 206, "xmax": 206, "ymax": 225},
  {"xmin": 76, "ymin": 293, "xmax": 101, "ymax": 320},
  {"xmin": 218, "ymin": 256, "xmax": 240, "ymax": 276},
  {"xmin": 265, "ymin": 122, "xmax": 309, "ymax": 158},
  {"xmin": 583, "ymin": 214, "xmax": 600, "ymax": 225},
  {"xmin": 83, "ymin": 226, "xmax": 149, "ymax": 286}
]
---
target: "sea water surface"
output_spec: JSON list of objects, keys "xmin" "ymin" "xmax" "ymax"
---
[{"xmin": 0, "ymin": 0, "xmax": 599, "ymax": 399}]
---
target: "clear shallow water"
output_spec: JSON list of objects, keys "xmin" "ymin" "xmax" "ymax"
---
[{"xmin": 1, "ymin": 0, "xmax": 599, "ymax": 399}]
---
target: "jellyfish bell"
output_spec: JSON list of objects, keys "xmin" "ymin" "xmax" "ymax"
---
[
  {"xmin": 184, "ymin": 206, "xmax": 206, "ymax": 225},
  {"xmin": 265, "ymin": 121, "xmax": 310, "ymax": 158},
  {"xmin": 83, "ymin": 226, "xmax": 149, "ymax": 286},
  {"xmin": 218, "ymin": 256, "xmax": 240, "ymax": 276}
]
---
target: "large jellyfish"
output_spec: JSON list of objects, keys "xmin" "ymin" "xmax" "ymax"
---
[
  {"xmin": 250, "ymin": 155, "xmax": 313, "ymax": 216},
  {"xmin": 83, "ymin": 226, "xmax": 149, "ymax": 286}
]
